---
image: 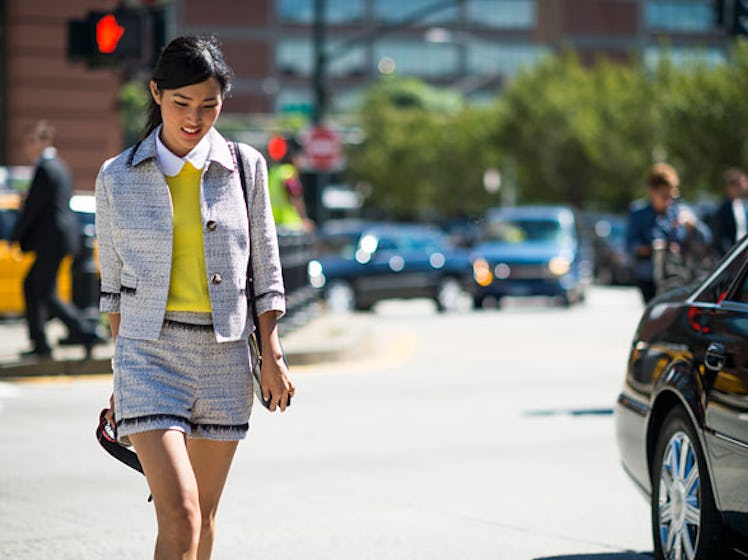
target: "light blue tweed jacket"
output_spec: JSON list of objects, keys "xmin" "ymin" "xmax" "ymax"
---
[{"xmin": 95, "ymin": 127, "xmax": 285, "ymax": 342}]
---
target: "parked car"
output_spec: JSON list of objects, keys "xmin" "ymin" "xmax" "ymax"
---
[
  {"xmin": 308, "ymin": 222, "xmax": 473, "ymax": 312},
  {"xmin": 615, "ymin": 236, "xmax": 748, "ymax": 559},
  {"xmin": 469, "ymin": 206, "xmax": 591, "ymax": 308},
  {"xmin": 0, "ymin": 192, "xmax": 97, "ymax": 316}
]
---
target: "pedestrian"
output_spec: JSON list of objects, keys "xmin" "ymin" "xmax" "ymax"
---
[
  {"xmin": 626, "ymin": 163, "xmax": 712, "ymax": 303},
  {"xmin": 712, "ymin": 167, "xmax": 748, "ymax": 257},
  {"xmin": 95, "ymin": 35, "xmax": 295, "ymax": 560},
  {"xmin": 268, "ymin": 137, "xmax": 315, "ymax": 232},
  {"xmin": 11, "ymin": 120, "xmax": 105, "ymax": 359}
]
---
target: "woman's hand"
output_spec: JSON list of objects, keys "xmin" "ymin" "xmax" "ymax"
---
[
  {"xmin": 257, "ymin": 310, "xmax": 295, "ymax": 412},
  {"xmin": 260, "ymin": 351, "xmax": 295, "ymax": 412}
]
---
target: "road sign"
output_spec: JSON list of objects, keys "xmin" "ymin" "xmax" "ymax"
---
[{"xmin": 304, "ymin": 126, "xmax": 343, "ymax": 171}]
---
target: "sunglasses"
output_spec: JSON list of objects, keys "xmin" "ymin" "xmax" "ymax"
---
[{"xmin": 96, "ymin": 409, "xmax": 152, "ymax": 502}]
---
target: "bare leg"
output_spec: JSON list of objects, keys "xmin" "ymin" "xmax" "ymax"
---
[
  {"xmin": 129, "ymin": 430, "xmax": 201, "ymax": 560},
  {"xmin": 185, "ymin": 439, "xmax": 239, "ymax": 560}
]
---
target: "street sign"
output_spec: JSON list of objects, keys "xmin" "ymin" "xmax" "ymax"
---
[{"xmin": 304, "ymin": 126, "xmax": 343, "ymax": 171}]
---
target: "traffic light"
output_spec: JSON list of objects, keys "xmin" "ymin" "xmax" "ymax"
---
[
  {"xmin": 268, "ymin": 135, "xmax": 288, "ymax": 162},
  {"xmin": 68, "ymin": 7, "xmax": 166, "ymax": 69},
  {"xmin": 732, "ymin": 0, "xmax": 748, "ymax": 35}
]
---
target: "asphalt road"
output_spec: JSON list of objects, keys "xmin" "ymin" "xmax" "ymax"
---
[{"xmin": 0, "ymin": 286, "xmax": 655, "ymax": 560}]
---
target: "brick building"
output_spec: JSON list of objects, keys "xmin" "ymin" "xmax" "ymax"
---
[{"xmin": 0, "ymin": 0, "xmax": 730, "ymax": 190}]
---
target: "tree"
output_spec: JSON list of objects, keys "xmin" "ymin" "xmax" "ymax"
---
[{"xmin": 346, "ymin": 76, "xmax": 499, "ymax": 219}]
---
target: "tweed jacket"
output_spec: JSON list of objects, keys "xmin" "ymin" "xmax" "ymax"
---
[{"xmin": 95, "ymin": 127, "xmax": 285, "ymax": 342}]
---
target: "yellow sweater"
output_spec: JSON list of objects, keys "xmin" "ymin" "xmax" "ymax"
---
[{"xmin": 165, "ymin": 162, "xmax": 211, "ymax": 312}]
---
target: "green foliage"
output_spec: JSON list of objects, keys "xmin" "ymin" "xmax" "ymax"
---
[
  {"xmin": 346, "ymin": 77, "xmax": 498, "ymax": 219},
  {"xmin": 119, "ymin": 81, "xmax": 149, "ymax": 146},
  {"xmin": 347, "ymin": 39, "xmax": 748, "ymax": 218}
]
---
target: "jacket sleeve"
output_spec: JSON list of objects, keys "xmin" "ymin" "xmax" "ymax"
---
[
  {"xmin": 10, "ymin": 166, "xmax": 51, "ymax": 246},
  {"xmin": 246, "ymin": 148, "xmax": 286, "ymax": 317},
  {"xmin": 95, "ymin": 162, "xmax": 122, "ymax": 313}
]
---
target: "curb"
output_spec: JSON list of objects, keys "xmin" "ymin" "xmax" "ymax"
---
[{"xmin": 0, "ymin": 312, "xmax": 371, "ymax": 379}]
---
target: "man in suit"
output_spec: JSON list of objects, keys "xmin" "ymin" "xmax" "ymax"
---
[
  {"xmin": 11, "ymin": 121, "xmax": 103, "ymax": 358},
  {"xmin": 713, "ymin": 168, "xmax": 748, "ymax": 257}
]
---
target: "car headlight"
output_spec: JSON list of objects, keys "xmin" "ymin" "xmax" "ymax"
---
[
  {"xmin": 472, "ymin": 258, "xmax": 493, "ymax": 286},
  {"xmin": 307, "ymin": 260, "xmax": 326, "ymax": 288},
  {"xmin": 548, "ymin": 256, "xmax": 571, "ymax": 276}
]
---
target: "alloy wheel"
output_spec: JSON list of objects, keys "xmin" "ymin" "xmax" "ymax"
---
[{"xmin": 657, "ymin": 430, "xmax": 701, "ymax": 560}]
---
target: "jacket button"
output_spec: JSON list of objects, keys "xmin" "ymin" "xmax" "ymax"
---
[
  {"xmin": 206, "ymin": 220, "xmax": 217, "ymax": 231},
  {"xmin": 211, "ymin": 273, "xmax": 222, "ymax": 285}
]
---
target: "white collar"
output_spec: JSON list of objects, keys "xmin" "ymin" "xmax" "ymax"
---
[{"xmin": 155, "ymin": 125, "xmax": 212, "ymax": 176}]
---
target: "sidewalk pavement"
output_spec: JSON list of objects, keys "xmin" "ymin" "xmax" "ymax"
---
[{"xmin": 0, "ymin": 306, "xmax": 371, "ymax": 378}]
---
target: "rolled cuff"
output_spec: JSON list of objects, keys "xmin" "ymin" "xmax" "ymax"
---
[
  {"xmin": 255, "ymin": 291, "xmax": 286, "ymax": 319},
  {"xmin": 100, "ymin": 292, "xmax": 121, "ymax": 313}
]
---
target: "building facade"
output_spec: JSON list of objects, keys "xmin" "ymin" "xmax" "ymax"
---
[{"xmin": 0, "ymin": 0, "xmax": 731, "ymax": 189}]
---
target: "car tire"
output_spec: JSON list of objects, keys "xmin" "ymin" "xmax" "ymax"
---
[
  {"xmin": 651, "ymin": 407, "xmax": 726, "ymax": 560},
  {"xmin": 435, "ymin": 277, "xmax": 465, "ymax": 313},
  {"xmin": 325, "ymin": 280, "xmax": 356, "ymax": 313}
]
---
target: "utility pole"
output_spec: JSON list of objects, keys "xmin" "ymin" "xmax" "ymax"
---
[{"xmin": 312, "ymin": 0, "xmax": 327, "ymax": 124}]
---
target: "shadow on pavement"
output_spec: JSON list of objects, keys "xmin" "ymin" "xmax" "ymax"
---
[{"xmin": 534, "ymin": 553, "xmax": 653, "ymax": 560}]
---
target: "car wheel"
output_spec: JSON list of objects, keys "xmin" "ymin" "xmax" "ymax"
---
[
  {"xmin": 435, "ymin": 277, "xmax": 466, "ymax": 313},
  {"xmin": 325, "ymin": 280, "xmax": 356, "ymax": 313},
  {"xmin": 651, "ymin": 408, "xmax": 726, "ymax": 560}
]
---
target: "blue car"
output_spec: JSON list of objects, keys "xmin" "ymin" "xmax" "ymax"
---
[
  {"xmin": 308, "ymin": 222, "xmax": 473, "ymax": 312},
  {"xmin": 470, "ymin": 206, "xmax": 591, "ymax": 308}
]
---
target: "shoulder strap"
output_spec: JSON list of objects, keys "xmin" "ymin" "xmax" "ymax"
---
[{"xmin": 234, "ymin": 142, "xmax": 262, "ymax": 353}]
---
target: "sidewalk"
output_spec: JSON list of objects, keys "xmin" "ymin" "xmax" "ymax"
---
[{"xmin": 0, "ymin": 307, "xmax": 371, "ymax": 378}]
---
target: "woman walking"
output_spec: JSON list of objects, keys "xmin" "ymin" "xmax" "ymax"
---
[{"xmin": 95, "ymin": 35, "xmax": 294, "ymax": 559}]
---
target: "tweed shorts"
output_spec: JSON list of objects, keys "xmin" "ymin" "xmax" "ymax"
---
[{"xmin": 112, "ymin": 311, "xmax": 253, "ymax": 442}]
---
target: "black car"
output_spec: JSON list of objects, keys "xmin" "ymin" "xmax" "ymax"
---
[
  {"xmin": 615, "ymin": 236, "xmax": 748, "ymax": 559},
  {"xmin": 308, "ymin": 222, "xmax": 473, "ymax": 312}
]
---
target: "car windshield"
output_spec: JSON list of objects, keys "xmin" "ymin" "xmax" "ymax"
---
[{"xmin": 482, "ymin": 218, "xmax": 565, "ymax": 244}]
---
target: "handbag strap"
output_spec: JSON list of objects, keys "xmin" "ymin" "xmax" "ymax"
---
[{"xmin": 234, "ymin": 141, "xmax": 262, "ymax": 355}]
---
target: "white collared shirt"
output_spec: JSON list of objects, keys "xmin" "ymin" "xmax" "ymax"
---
[{"xmin": 155, "ymin": 124, "xmax": 211, "ymax": 176}]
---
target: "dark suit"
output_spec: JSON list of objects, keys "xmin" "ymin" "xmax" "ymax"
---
[
  {"xmin": 11, "ymin": 151, "xmax": 88, "ymax": 352},
  {"xmin": 713, "ymin": 198, "xmax": 747, "ymax": 257}
]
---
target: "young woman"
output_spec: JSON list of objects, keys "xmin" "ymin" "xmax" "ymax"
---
[{"xmin": 95, "ymin": 35, "xmax": 295, "ymax": 559}]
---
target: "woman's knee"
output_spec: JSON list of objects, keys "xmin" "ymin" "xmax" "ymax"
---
[{"xmin": 157, "ymin": 495, "xmax": 202, "ymax": 547}]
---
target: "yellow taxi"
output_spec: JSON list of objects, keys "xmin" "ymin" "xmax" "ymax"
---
[{"xmin": 0, "ymin": 191, "xmax": 94, "ymax": 316}]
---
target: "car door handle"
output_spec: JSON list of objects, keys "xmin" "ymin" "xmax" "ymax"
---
[{"xmin": 705, "ymin": 342, "xmax": 727, "ymax": 372}]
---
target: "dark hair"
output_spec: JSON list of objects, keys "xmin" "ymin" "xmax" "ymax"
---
[
  {"xmin": 647, "ymin": 163, "xmax": 679, "ymax": 190},
  {"xmin": 144, "ymin": 35, "xmax": 233, "ymax": 137}
]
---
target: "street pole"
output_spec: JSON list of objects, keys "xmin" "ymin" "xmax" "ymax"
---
[
  {"xmin": 0, "ymin": 0, "xmax": 7, "ymax": 166},
  {"xmin": 311, "ymin": 0, "xmax": 328, "ymax": 224}
]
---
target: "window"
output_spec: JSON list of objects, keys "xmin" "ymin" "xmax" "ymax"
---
[
  {"xmin": 466, "ymin": 0, "xmax": 535, "ymax": 29},
  {"xmin": 374, "ymin": 0, "xmax": 458, "ymax": 24},
  {"xmin": 279, "ymin": 0, "xmax": 365, "ymax": 24},
  {"xmin": 328, "ymin": 42, "xmax": 368, "ymax": 76},
  {"xmin": 276, "ymin": 37, "xmax": 313, "ymax": 75},
  {"xmin": 645, "ymin": 0, "xmax": 714, "ymax": 32},
  {"xmin": 644, "ymin": 45, "xmax": 726, "ymax": 69},
  {"xmin": 467, "ymin": 40, "xmax": 546, "ymax": 77},
  {"xmin": 374, "ymin": 39, "xmax": 459, "ymax": 77},
  {"xmin": 694, "ymin": 246, "xmax": 748, "ymax": 303}
]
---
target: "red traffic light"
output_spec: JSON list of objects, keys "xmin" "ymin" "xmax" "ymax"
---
[
  {"xmin": 96, "ymin": 14, "xmax": 125, "ymax": 54},
  {"xmin": 268, "ymin": 135, "xmax": 288, "ymax": 161}
]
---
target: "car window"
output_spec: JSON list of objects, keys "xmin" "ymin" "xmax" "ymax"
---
[
  {"xmin": 0, "ymin": 209, "xmax": 17, "ymax": 240},
  {"xmin": 695, "ymin": 245, "xmax": 748, "ymax": 304},
  {"xmin": 483, "ymin": 219, "xmax": 564, "ymax": 244},
  {"xmin": 726, "ymin": 267, "xmax": 748, "ymax": 304}
]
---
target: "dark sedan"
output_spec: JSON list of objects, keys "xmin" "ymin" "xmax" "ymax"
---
[
  {"xmin": 615, "ymin": 236, "xmax": 748, "ymax": 559},
  {"xmin": 308, "ymin": 222, "xmax": 473, "ymax": 312}
]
